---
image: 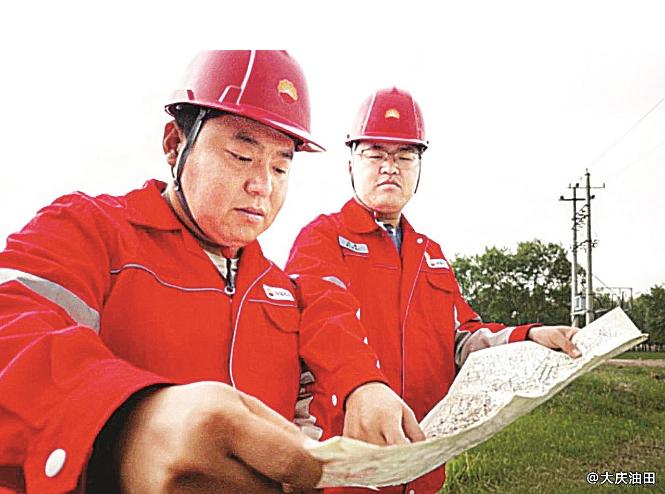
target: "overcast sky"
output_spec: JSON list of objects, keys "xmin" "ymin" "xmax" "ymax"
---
[{"xmin": 1, "ymin": 0, "xmax": 663, "ymax": 298}]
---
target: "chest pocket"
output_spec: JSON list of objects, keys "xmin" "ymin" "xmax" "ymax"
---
[
  {"xmin": 418, "ymin": 270, "xmax": 458, "ymax": 337},
  {"xmin": 425, "ymin": 270, "xmax": 458, "ymax": 293},
  {"xmin": 233, "ymin": 299, "xmax": 300, "ymax": 420},
  {"xmin": 260, "ymin": 302, "xmax": 300, "ymax": 333}
]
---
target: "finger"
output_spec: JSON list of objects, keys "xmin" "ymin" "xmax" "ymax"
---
[
  {"xmin": 344, "ymin": 412, "xmax": 387, "ymax": 445},
  {"xmin": 380, "ymin": 417, "xmax": 409, "ymax": 446},
  {"xmin": 566, "ymin": 327, "xmax": 579, "ymax": 338},
  {"xmin": 351, "ymin": 421, "xmax": 388, "ymax": 445},
  {"xmin": 283, "ymin": 485, "xmax": 323, "ymax": 494},
  {"xmin": 555, "ymin": 333, "xmax": 582, "ymax": 358},
  {"xmin": 402, "ymin": 406, "xmax": 426, "ymax": 442},
  {"xmin": 223, "ymin": 456, "xmax": 283, "ymax": 494},
  {"xmin": 172, "ymin": 456, "xmax": 283, "ymax": 494},
  {"xmin": 226, "ymin": 412, "xmax": 322, "ymax": 488},
  {"xmin": 239, "ymin": 391, "xmax": 302, "ymax": 436},
  {"xmin": 553, "ymin": 326, "xmax": 580, "ymax": 338},
  {"xmin": 342, "ymin": 415, "xmax": 360, "ymax": 440}
]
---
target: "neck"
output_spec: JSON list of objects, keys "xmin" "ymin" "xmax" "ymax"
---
[
  {"xmin": 163, "ymin": 183, "xmax": 240, "ymax": 258},
  {"xmin": 376, "ymin": 212, "xmax": 401, "ymax": 227},
  {"xmin": 353, "ymin": 196, "xmax": 401, "ymax": 227}
]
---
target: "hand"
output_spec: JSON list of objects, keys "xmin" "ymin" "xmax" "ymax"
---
[
  {"xmin": 527, "ymin": 325, "xmax": 582, "ymax": 358},
  {"xmin": 343, "ymin": 382, "xmax": 425, "ymax": 446},
  {"xmin": 117, "ymin": 382, "xmax": 322, "ymax": 493}
]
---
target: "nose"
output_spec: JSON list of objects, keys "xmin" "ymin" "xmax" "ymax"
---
[
  {"xmin": 245, "ymin": 162, "xmax": 272, "ymax": 197},
  {"xmin": 379, "ymin": 156, "xmax": 399, "ymax": 175}
]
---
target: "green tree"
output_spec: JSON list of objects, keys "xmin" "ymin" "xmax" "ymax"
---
[
  {"xmin": 629, "ymin": 285, "xmax": 665, "ymax": 343},
  {"xmin": 452, "ymin": 240, "xmax": 571, "ymax": 325}
]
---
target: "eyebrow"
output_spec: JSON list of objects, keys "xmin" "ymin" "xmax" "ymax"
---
[
  {"xmin": 234, "ymin": 132, "xmax": 260, "ymax": 147},
  {"xmin": 363, "ymin": 144, "xmax": 418, "ymax": 152},
  {"xmin": 280, "ymin": 149, "xmax": 295, "ymax": 160},
  {"xmin": 233, "ymin": 131, "xmax": 295, "ymax": 160}
]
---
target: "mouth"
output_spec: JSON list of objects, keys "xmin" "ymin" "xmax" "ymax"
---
[
  {"xmin": 378, "ymin": 180, "xmax": 401, "ymax": 189},
  {"xmin": 235, "ymin": 207, "xmax": 266, "ymax": 222}
]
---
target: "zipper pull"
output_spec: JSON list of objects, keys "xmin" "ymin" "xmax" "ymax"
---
[{"xmin": 224, "ymin": 257, "xmax": 237, "ymax": 295}]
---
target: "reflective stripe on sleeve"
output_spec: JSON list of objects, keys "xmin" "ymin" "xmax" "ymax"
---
[
  {"xmin": 453, "ymin": 305, "xmax": 461, "ymax": 331},
  {"xmin": 454, "ymin": 326, "xmax": 515, "ymax": 368},
  {"xmin": 0, "ymin": 268, "xmax": 100, "ymax": 331},
  {"xmin": 322, "ymin": 275, "xmax": 346, "ymax": 289}
]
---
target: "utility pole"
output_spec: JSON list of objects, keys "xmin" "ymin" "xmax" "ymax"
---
[
  {"xmin": 559, "ymin": 184, "xmax": 584, "ymax": 327},
  {"xmin": 583, "ymin": 170, "xmax": 605, "ymax": 325},
  {"xmin": 560, "ymin": 170, "xmax": 604, "ymax": 326}
]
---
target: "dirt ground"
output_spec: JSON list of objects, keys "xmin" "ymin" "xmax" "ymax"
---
[{"xmin": 605, "ymin": 359, "xmax": 665, "ymax": 367}]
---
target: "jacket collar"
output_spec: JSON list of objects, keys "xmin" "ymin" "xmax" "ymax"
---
[
  {"xmin": 236, "ymin": 239, "xmax": 271, "ymax": 287},
  {"xmin": 124, "ymin": 180, "xmax": 271, "ymax": 274},
  {"xmin": 125, "ymin": 179, "xmax": 184, "ymax": 231},
  {"xmin": 340, "ymin": 197, "xmax": 416, "ymax": 235}
]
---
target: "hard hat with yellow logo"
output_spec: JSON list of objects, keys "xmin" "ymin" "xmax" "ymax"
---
[
  {"xmin": 165, "ymin": 50, "xmax": 323, "ymax": 248},
  {"xmin": 345, "ymin": 87, "xmax": 428, "ymax": 149},
  {"xmin": 166, "ymin": 50, "xmax": 324, "ymax": 152}
]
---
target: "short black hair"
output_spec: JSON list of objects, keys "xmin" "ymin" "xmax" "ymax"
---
[
  {"xmin": 169, "ymin": 103, "xmax": 223, "ymax": 136},
  {"xmin": 169, "ymin": 103, "xmax": 302, "ymax": 150}
]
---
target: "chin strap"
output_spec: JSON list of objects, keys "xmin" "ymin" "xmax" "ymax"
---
[
  {"xmin": 349, "ymin": 143, "xmax": 378, "ymax": 218},
  {"xmin": 413, "ymin": 160, "xmax": 422, "ymax": 194},
  {"xmin": 171, "ymin": 107, "xmax": 212, "ymax": 243},
  {"xmin": 350, "ymin": 174, "xmax": 380, "ymax": 221}
]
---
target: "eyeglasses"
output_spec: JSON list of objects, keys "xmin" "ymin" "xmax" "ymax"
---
[{"xmin": 354, "ymin": 148, "xmax": 421, "ymax": 169}]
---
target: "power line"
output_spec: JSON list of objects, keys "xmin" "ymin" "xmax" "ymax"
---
[
  {"xmin": 593, "ymin": 273, "xmax": 618, "ymax": 296},
  {"xmin": 593, "ymin": 274, "xmax": 634, "ymax": 309},
  {"xmin": 577, "ymin": 92, "xmax": 665, "ymax": 178},
  {"xmin": 610, "ymin": 135, "xmax": 665, "ymax": 178}
]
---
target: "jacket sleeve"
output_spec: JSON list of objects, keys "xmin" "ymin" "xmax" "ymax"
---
[
  {"xmin": 450, "ymin": 272, "xmax": 542, "ymax": 367},
  {"xmin": 0, "ymin": 195, "xmax": 169, "ymax": 493},
  {"xmin": 286, "ymin": 216, "xmax": 388, "ymax": 412}
]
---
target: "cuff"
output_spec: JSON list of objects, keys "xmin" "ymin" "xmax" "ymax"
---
[
  {"xmin": 23, "ymin": 359, "xmax": 171, "ymax": 494},
  {"xmin": 85, "ymin": 384, "xmax": 169, "ymax": 493},
  {"xmin": 509, "ymin": 323, "xmax": 544, "ymax": 343},
  {"xmin": 321, "ymin": 359, "xmax": 389, "ymax": 413}
]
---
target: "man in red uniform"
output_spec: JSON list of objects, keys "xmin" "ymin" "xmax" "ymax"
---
[
  {"xmin": 0, "ymin": 50, "xmax": 389, "ymax": 494},
  {"xmin": 286, "ymin": 87, "xmax": 581, "ymax": 493}
]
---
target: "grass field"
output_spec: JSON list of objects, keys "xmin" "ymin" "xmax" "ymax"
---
[
  {"xmin": 439, "ymin": 365, "xmax": 665, "ymax": 493},
  {"xmin": 615, "ymin": 351, "xmax": 665, "ymax": 360}
]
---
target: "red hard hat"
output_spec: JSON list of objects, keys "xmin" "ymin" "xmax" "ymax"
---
[
  {"xmin": 346, "ymin": 87, "xmax": 428, "ymax": 149},
  {"xmin": 166, "ymin": 50, "xmax": 324, "ymax": 152}
]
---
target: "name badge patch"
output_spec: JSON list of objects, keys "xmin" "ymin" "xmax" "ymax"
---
[
  {"xmin": 338, "ymin": 236, "xmax": 369, "ymax": 254},
  {"xmin": 425, "ymin": 252, "xmax": 449, "ymax": 269},
  {"xmin": 263, "ymin": 284, "xmax": 295, "ymax": 301}
]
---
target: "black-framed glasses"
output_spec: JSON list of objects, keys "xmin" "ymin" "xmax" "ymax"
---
[{"xmin": 354, "ymin": 148, "xmax": 421, "ymax": 169}]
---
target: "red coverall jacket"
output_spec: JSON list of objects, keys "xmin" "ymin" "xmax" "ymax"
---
[
  {"xmin": 0, "ymin": 181, "xmax": 384, "ymax": 493},
  {"xmin": 286, "ymin": 198, "xmax": 540, "ymax": 494}
]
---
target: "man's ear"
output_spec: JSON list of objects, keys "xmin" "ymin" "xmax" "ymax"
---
[{"xmin": 163, "ymin": 120, "xmax": 184, "ymax": 168}]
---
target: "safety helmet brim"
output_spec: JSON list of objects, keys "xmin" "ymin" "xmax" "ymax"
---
[
  {"xmin": 346, "ymin": 87, "xmax": 427, "ymax": 152},
  {"xmin": 167, "ymin": 97, "xmax": 326, "ymax": 152},
  {"xmin": 166, "ymin": 51, "xmax": 325, "ymax": 153},
  {"xmin": 345, "ymin": 134, "xmax": 428, "ymax": 150}
]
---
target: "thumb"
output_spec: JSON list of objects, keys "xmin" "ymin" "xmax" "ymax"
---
[
  {"xmin": 402, "ymin": 404, "xmax": 426, "ymax": 442},
  {"xmin": 558, "ymin": 334, "xmax": 582, "ymax": 358}
]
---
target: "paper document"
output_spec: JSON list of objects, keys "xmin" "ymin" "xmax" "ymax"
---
[{"xmin": 306, "ymin": 308, "xmax": 647, "ymax": 488}]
